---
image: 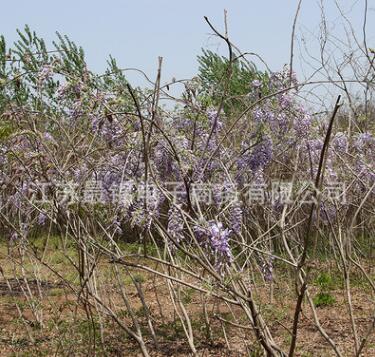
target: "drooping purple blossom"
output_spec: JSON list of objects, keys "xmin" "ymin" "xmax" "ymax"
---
[
  {"xmin": 278, "ymin": 93, "xmax": 292, "ymax": 109},
  {"xmin": 251, "ymin": 79, "xmax": 261, "ymax": 88},
  {"xmin": 306, "ymin": 138, "xmax": 324, "ymax": 162},
  {"xmin": 314, "ymin": 202, "xmax": 337, "ymax": 226},
  {"xmin": 193, "ymin": 224, "xmax": 206, "ymax": 242},
  {"xmin": 37, "ymin": 212, "xmax": 47, "ymax": 226},
  {"xmin": 332, "ymin": 132, "xmax": 348, "ymax": 153},
  {"xmin": 57, "ymin": 82, "xmax": 69, "ymax": 98},
  {"xmin": 294, "ymin": 111, "xmax": 312, "ymax": 139},
  {"xmin": 154, "ymin": 141, "xmax": 179, "ymax": 179},
  {"xmin": 355, "ymin": 132, "xmax": 375, "ymax": 152},
  {"xmin": 229, "ymin": 202, "xmax": 242, "ymax": 235},
  {"xmin": 112, "ymin": 218, "xmax": 123, "ymax": 236},
  {"xmin": 261, "ymin": 256, "xmax": 274, "ymax": 282},
  {"xmin": 248, "ymin": 137, "xmax": 273, "ymax": 172},
  {"xmin": 269, "ymin": 66, "xmax": 298, "ymax": 91},
  {"xmin": 276, "ymin": 112, "xmax": 288, "ymax": 134},
  {"xmin": 43, "ymin": 132, "xmax": 55, "ymax": 142},
  {"xmin": 128, "ymin": 201, "xmax": 153, "ymax": 231},
  {"xmin": 211, "ymin": 180, "xmax": 235, "ymax": 207},
  {"xmin": 38, "ymin": 64, "xmax": 53, "ymax": 83},
  {"xmin": 253, "ymin": 107, "xmax": 275, "ymax": 125},
  {"xmin": 167, "ymin": 206, "xmax": 184, "ymax": 243},
  {"xmin": 355, "ymin": 161, "xmax": 375, "ymax": 184},
  {"xmin": 237, "ymin": 136, "xmax": 273, "ymax": 176},
  {"xmin": 207, "ymin": 221, "xmax": 233, "ymax": 271},
  {"xmin": 193, "ymin": 220, "xmax": 233, "ymax": 274},
  {"xmin": 207, "ymin": 108, "xmax": 223, "ymax": 134}
]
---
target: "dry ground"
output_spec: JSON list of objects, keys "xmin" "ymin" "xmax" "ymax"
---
[{"xmin": 0, "ymin": 240, "xmax": 374, "ymax": 356}]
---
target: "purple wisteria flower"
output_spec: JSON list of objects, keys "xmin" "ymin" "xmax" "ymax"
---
[
  {"xmin": 229, "ymin": 202, "xmax": 243, "ymax": 235},
  {"xmin": 37, "ymin": 212, "xmax": 47, "ymax": 226},
  {"xmin": 278, "ymin": 93, "xmax": 292, "ymax": 109},
  {"xmin": 112, "ymin": 218, "xmax": 123, "ymax": 235},
  {"xmin": 57, "ymin": 82, "xmax": 69, "ymax": 98},
  {"xmin": 261, "ymin": 256, "xmax": 274, "ymax": 282},
  {"xmin": 207, "ymin": 108, "xmax": 223, "ymax": 133},
  {"xmin": 252, "ymin": 169, "xmax": 266, "ymax": 185},
  {"xmin": 237, "ymin": 136, "xmax": 273, "ymax": 177},
  {"xmin": 306, "ymin": 138, "xmax": 324, "ymax": 161},
  {"xmin": 355, "ymin": 161, "xmax": 375, "ymax": 184},
  {"xmin": 154, "ymin": 141, "xmax": 181, "ymax": 180},
  {"xmin": 194, "ymin": 220, "xmax": 233, "ymax": 274},
  {"xmin": 167, "ymin": 206, "xmax": 184, "ymax": 243},
  {"xmin": 294, "ymin": 111, "xmax": 312, "ymax": 139},
  {"xmin": 128, "ymin": 202, "xmax": 153, "ymax": 231},
  {"xmin": 10, "ymin": 231, "xmax": 18, "ymax": 241},
  {"xmin": 38, "ymin": 64, "xmax": 53, "ymax": 83},
  {"xmin": 193, "ymin": 224, "xmax": 206, "ymax": 242},
  {"xmin": 251, "ymin": 79, "xmax": 261, "ymax": 88},
  {"xmin": 313, "ymin": 202, "xmax": 337, "ymax": 226},
  {"xmin": 355, "ymin": 132, "xmax": 375, "ymax": 152},
  {"xmin": 207, "ymin": 221, "xmax": 233, "ymax": 270},
  {"xmin": 269, "ymin": 66, "xmax": 298, "ymax": 90},
  {"xmin": 253, "ymin": 107, "xmax": 275, "ymax": 125},
  {"xmin": 154, "ymin": 142, "xmax": 172, "ymax": 176},
  {"xmin": 332, "ymin": 132, "xmax": 348, "ymax": 153},
  {"xmin": 248, "ymin": 137, "xmax": 273, "ymax": 172},
  {"xmin": 43, "ymin": 132, "xmax": 55, "ymax": 142},
  {"xmin": 276, "ymin": 112, "xmax": 288, "ymax": 134}
]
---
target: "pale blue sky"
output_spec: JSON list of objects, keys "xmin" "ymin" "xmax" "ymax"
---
[{"xmin": 1, "ymin": 1, "xmax": 374, "ymax": 87}]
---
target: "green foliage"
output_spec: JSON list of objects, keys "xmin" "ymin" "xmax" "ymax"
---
[
  {"xmin": 0, "ymin": 122, "xmax": 13, "ymax": 141},
  {"xmin": 132, "ymin": 273, "xmax": 145, "ymax": 283},
  {"xmin": 0, "ymin": 25, "xmax": 139, "ymax": 125},
  {"xmin": 53, "ymin": 31, "xmax": 86, "ymax": 76},
  {"xmin": 313, "ymin": 292, "xmax": 336, "ymax": 307},
  {"xmin": 196, "ymin": 49, "xmax": 267, "ymax": 112},
  {"xmin": 313, "ymin": 273, "xmax": 336, "ymax": 307},
  {"xmin": 181, "ymin": 287, "xmax": 194, "ymax": 304},
  {"xmin": 104, "ymin": 55, "xmax": 128, "ymax": 88},
  {"xmin": 0, "ymin": 35, "xmax": 6, "ymax": 74},
  {"xmin": 315, "ymin": 272, "xmax": 333, "ymax": 290}
]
